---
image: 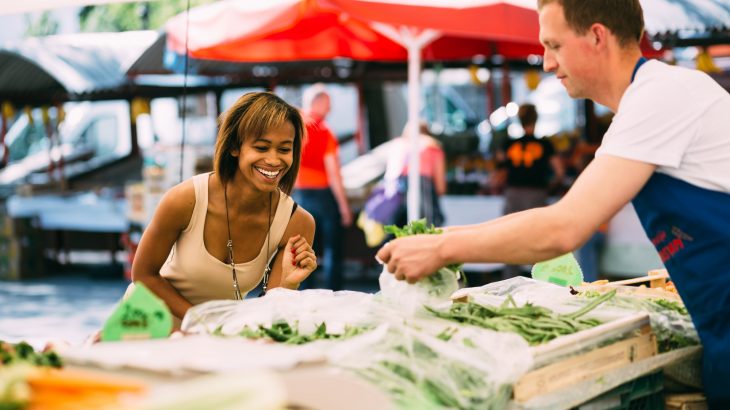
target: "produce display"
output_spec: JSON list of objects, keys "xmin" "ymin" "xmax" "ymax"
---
[
  {"xmin": 425, "ymin": 290, "xmax": 615, "ymax": 345},
  {"xmin": 577, "ymin": 289, "xmax": 698, "ymax": 352},
  {"xmin": 22, "ymin": 220, "xmax": 701, "ymax": 410},
  {"xmin": 0, "ymin": 341, "xmax": 145, "ymax": 410}
]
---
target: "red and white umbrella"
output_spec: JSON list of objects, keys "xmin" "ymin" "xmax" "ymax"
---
[{"xmin": 322, "ymin": 0, "xmax": 541, "ymax": 221}]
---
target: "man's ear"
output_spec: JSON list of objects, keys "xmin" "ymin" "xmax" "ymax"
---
[{"xmin": 590, "ymin": 23, "xmax": 608, "ymax": 50}]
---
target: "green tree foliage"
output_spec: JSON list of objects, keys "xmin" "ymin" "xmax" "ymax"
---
[
  {"xmin": 24, "ymin": 11, "xmax": 60, "ymax": 37},
  {"xmin": 79, "ymin": 0, "xmax": 217, "ymax": 32}
]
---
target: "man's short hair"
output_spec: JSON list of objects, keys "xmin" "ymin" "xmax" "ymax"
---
[
  {"xmin": 302, "ymin": 83, "xmax": 329, "ymax": 110},
  {"xmin": 537, "ymin": 0, "xmax": 644, "ymax": 47},
  {"xmin": 518, "ymin": 103, "xmax": 538, "ymax": 128}
]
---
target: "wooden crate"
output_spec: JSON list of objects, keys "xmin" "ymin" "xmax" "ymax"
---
[
  {"xmin": 666, "ymin": 393, "xmax": 708, "ymax": 410},
  {"xmin": 514, "ymin": 330, "xmax": 657, "ymax": 402}
]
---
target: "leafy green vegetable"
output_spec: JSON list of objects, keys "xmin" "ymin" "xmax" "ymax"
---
[
  {"xmin": 214, "ymin": 321, "xmax": 370, "ymax": 345},
  {"xmin": 384, "ymin": 219, "xmax": 466, "ymax": 293}
]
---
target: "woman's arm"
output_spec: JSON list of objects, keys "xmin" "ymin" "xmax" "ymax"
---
[
  {"xmin": 131, "ymin": 181, "xmax": 196, "ymax": 320},
  {"xmin": 267, "ymin": 206, "xmax": 316, "ymax": 290},
  {"xmin": 432, "ymin": 147, "xmax": 447, "ymax": 197}
]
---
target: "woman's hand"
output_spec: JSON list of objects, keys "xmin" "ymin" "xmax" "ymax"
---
[{"xmin": 280, "ymin": 234, "xmax": 317, "ymax": 289}]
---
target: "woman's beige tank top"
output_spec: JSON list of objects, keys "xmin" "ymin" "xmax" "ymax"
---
[{"xmin": 160, "ymin": 173, "xmax": 294, "ymax": 304}]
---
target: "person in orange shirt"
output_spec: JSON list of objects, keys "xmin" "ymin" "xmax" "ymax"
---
[{"xmin": 294, "ymin": 84, "xmax": 352, "ymax": 290}]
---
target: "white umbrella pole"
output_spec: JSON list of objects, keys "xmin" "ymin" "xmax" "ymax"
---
[
  {"xmin": 401, "ymin": 28, "xmax": 440, "ymax": 223},
  {"xmin": 406, "ymin": 38, "xmax": 422, "ymax": 223}
]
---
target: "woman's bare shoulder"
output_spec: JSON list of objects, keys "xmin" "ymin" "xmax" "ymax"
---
[
  {"xmin": 283, "ymin": 202, "xmax": 315, "ymax": 243},
  {"xmin": 153, "ymin": 179, "xmax": 198, "ymax": 230}
]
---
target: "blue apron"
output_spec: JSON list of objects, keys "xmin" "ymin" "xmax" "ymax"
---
[
  {"xmin": 628, "ymin": 56, "xmax": 730, "ymax": 407},
  {"xmin": 633, "ymin": 172, "xmax": 730, "ymax": 407}
]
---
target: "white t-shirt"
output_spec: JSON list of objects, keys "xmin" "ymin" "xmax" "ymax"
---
[{"xmin": 596, "ymin": 59, "xmax": 730, "ymax": 193}]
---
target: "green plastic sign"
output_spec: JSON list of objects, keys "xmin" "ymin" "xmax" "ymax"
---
[
  {"xmin": 101, "ymin": 282, "xmax": 173, "ymax": 342},
  {"xmin": 531, "ymin": 252, "xmax": 584, "ymax": 287}
]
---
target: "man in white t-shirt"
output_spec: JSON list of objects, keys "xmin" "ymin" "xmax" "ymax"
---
[{"xmin": 377, "ymin": 1, "xmax": 730, "ymax": 406}]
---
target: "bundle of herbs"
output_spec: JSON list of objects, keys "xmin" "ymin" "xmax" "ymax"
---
[{"xmin": 425, "ymin": 290, "xmax": 616, "ymax": 346}]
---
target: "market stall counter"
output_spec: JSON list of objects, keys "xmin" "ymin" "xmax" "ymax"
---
[{"xmin": 2, "ymin": 256, "xmax": 703, "ymax": 409}]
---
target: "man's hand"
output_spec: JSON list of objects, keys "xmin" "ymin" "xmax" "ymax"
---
[
  {"xmin": 281, "ymin": 235, "xmax": 317, "ymax": 289},
  {"xmin": 376, "ymin": 234, "xmax": 445, "ymax": 283}
]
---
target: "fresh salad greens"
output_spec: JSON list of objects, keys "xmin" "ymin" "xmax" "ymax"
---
[
  {"xmin": 384, "ymin": 219, "xmax": 465, "ymax": 292},
  {"xmin": 213, "ymin": 321, "xmax": 370, "ymax": 345},
  {"xmin": 426, "ymin": 291, "xmax": 615, "ymax": 346}
]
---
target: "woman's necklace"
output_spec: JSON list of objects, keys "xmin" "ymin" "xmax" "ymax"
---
[{"xmin": 223, "ymin": 184, "xmax": 272, "ymax": 300}]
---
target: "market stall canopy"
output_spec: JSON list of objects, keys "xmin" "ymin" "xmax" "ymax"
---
[
  {"xmin": 315, "ymin": 0, "xmax": 541, "ymax": 221},
  {"xmin": 165, "ymin": 0, "xmax": 408, "ymax": 63},
  {"xmin": 0, "ymin": 31, "xmax": 157, "ymax": 105},
  {"xmin": 164, "ymin": 0, "xmax": 544, "ymax": 65},
  {"xmin": 321, "ymin": 0, "xmax": 539, "ymax": 44}
]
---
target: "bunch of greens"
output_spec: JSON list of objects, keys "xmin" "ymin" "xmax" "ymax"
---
[
  {"xmin": 426, "ymin": 291, "xmax": 615, "ymax": 346},
  {"xmin": 384, "ymin": 219, "xmax": 465, "ymax": 294},
  {"xmin": 0, "ymin": 341, "xmax": 62, "ymax": 369},
  {"xmin": 213, "ymin": 321, "xmax": 369, "ymax": 345}
]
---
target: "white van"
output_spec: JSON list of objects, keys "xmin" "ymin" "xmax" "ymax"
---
[
  {"xmin": 0, "ymin": 96, "xmax": 217, "ymax": 191},
  {"xmin": 0, "ymin": 100, "xmax": 132, "ymax": 186}
]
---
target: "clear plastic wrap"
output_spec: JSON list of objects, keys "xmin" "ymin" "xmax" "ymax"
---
[
  {"xmin": 330, "ymin": 322, "xmax": 532, "ymax": 410},
  {"xmin": 181, "ymin": 288, "xmax": 378, "ymax": 337},
  {"xmin": 377, "ymin": 265, "xmax": 459, "ymax": 317}
]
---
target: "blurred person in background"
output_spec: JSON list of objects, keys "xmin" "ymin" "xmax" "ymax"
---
[
  {"xmin": 494, "ymin": 103, "xmax": 564, "ymax": 279},
  {"xmin": 377, "ymin": 1, "xmax": 730, "ymax": 405},
  {"xmin": 130, "ymin": 92, "xmax": 316, "ymax": 325},
  {"xmin": 294, "ymin": 84, "xmax": 352, "ymax": 291},
  {"xmin": 388, "ymin": 121, "xmax": 447, "ymax": 228}
]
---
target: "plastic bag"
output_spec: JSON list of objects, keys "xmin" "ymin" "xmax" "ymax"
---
[
  {"xmin": 377, "ymin": 265, "xmax": 459, "ymax": 317},
  {"xmin": 182, "ymin": 288, "xmax": 378, "ymax": 337},
  {"xmin": 331, "ymin": 322, "xmax": 531, "ymax": 410}
]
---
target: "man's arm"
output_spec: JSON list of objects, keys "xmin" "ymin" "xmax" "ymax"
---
[
  {"xmin": 378, "ymin": 155, "xmax": 656, "ymax": 281},
  {"xmin": 324, "ymin": 153, "xmax": 353, "ymax": 226}
]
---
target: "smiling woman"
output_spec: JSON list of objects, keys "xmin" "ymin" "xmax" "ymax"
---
[{"xmin": 127, "ymin": 92, "xmax": 316, "ymax": 325}]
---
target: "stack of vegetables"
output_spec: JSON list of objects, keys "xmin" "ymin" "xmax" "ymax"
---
[
  {"xmin": 0, "ymin": 340, "xmax": 145, "ymax": 410},
  {"xmin": 425, "ymin": 291, "xmax": 615, "ymax": 346}
]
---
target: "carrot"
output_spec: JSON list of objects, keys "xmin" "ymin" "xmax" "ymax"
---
[{"xmin": 27, "ymin": 367, "xmax": 146, "ymax": 393}]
